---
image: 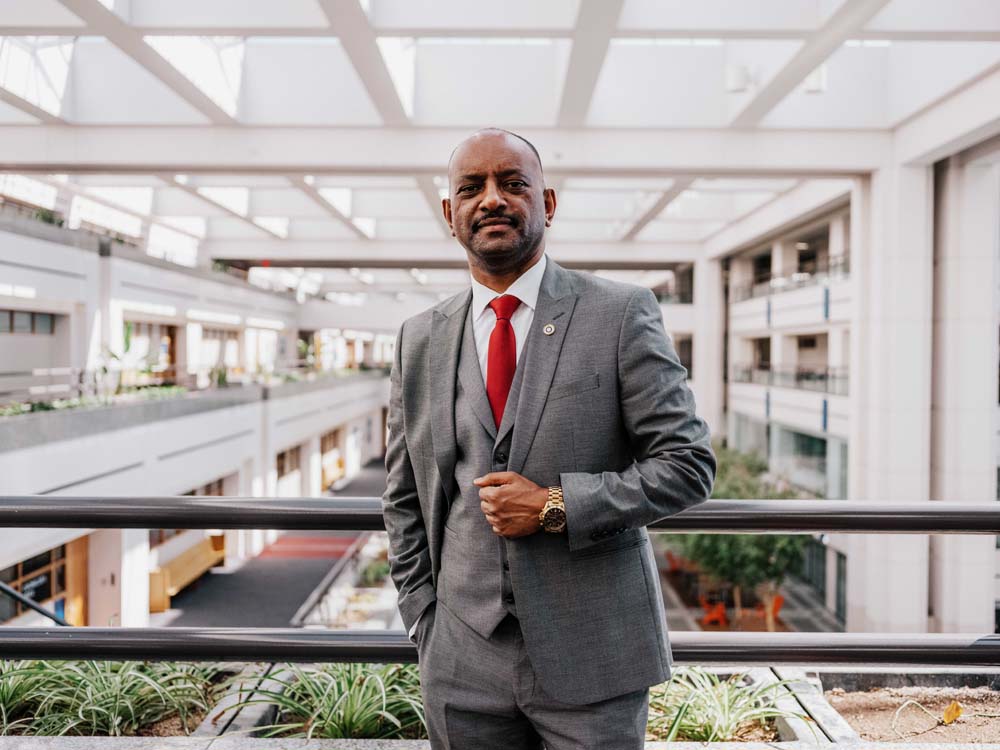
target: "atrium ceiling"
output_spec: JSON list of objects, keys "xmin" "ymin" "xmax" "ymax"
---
[{"xmin": 0, "ymin": 0, "xmax": 998, "ymax": 304}]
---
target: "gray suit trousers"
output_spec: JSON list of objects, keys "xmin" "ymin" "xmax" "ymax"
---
[{"xmin": 417, "ymin": 601, "xmax": 649, "ymax": 750}]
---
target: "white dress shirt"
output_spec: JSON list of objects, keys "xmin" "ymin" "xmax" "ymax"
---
[{"xmin": 408, "ymin": 253, "xmax": 548, "ymax": 641}]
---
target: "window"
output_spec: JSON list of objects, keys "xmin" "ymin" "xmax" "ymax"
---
[
  {"xmin": 835, "ymin": 551, "xmax": 847, "ymax": 624},
  {"xmin": 12, "ymin": 311, "xmax": 31, "ymax": 333},
  {"xmin": 0, "ymin": 545, "xmax": 67, "ymax": 624},
  {"xmin": 0, "ymin": 310, "xmax": 56, "ymax": 335},
  {"xmin": 800, "ymin": 538, "xmax": 827, "ymax": 598},
  {"xmin": 321, "ymin": 429, "xmax": 341, "ymax": 455},
  {"xmin": 277, "ymin": 446, "xmax": 301, "ymax": 477}
]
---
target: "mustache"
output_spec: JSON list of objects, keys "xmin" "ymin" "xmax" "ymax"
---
[{"xmin": 473, "ymin": 214, "xmax": 517, "ymax": 232}]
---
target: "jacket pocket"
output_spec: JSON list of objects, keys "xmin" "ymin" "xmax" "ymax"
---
[
  {"xmin": 571, "ymin": 532, "xmax": 647, "ymax": 560},
  {"xmin": 548, "ymin": 372, "xmax": 600, "ymax": 402}
]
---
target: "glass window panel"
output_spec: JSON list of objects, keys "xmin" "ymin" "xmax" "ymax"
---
[
  {"xmin": 33, "ymin": 313, "xmax": 53, "ymax": 334},
  {"xmin": 0, "ymin": 595, "xmax": 16, "ymax": 623},
  {"xmin": 21, "ymin": 551, "xmax": 52, "ymax": 575},
  {"xmin": 0, "ymin": 311, "xmax": 10, "ymax": 333},
  {"xmin": 21, "ymin": 572, "xmax": 51, "ymax": 602},
  {"xmin": 54, "ymin": 564, "xmax": 66, "ymax": 594},
  {"xmin": 12, "ymin": 311, "xmax": 31, "ymax": 333},
  {"xmin": 0, "ymin": 564, "xmax": 16, "ymax": 584},
  {"xmin": 53, "ymin": 545, "xmax": 65, "ymax": 560}
]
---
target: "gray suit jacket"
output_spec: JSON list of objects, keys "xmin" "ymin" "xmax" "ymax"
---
[{"xmin": 382, "ymin": 257, "xmax": 716, "ymax": 705}]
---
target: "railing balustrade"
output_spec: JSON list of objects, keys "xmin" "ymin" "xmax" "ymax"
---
[{"xmin": 0, "ymin": 496, "xmax": 998, "ymax": 666}]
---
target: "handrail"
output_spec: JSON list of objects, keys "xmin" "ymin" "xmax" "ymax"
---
[
  {"xmin": 0, "ymin": 581, "xmax": 69, "ymax": 626},
  {"xmin": 0, "ymin": 497, "xmax": 996, "ymax": 534},
  {"xmin": 0, "ymin": 628, "xmax": 997, "ymax": 666},
  {"xmin": 1, "ymin": 496, "xmax": 997, "ymax": 667}
]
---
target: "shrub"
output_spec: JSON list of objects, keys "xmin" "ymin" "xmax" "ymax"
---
[
  {"xmin": 0, "ymin": 660, "xmax": 225, "ymax": 736},
  {"xmin": 647, "ymin": 667, "xmax": 812, "ymax": 741},
  {"xmin": 229, "ymin": 663, "xmax": 426, "ymax": 739}
]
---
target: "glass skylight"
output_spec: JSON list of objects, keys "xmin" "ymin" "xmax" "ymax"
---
[
  {"xmin": 144, "ymin": 36, "xmax": 245, "ymax": 117},
  {"xmin": 0, "ymin": 36, "xmax": 73, "ymax": 116}
]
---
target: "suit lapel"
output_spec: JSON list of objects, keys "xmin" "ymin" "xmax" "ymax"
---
[
  {"xmin": 457, "ymin": 306, "xmax": 497, "ymax": 440},
  {"xmin": 430, "ymin": 289, "xmax": 472, "ymax": 504},
  {"xmin": 507, "ymin": 260, "xmax": 578, "ymax": 475}
]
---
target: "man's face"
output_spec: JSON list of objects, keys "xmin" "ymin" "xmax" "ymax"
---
[{"xmin": 444, "ymin": 133, "xmax": 555, "ymax": 275}]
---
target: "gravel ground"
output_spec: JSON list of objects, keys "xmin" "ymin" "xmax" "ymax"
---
[{"xmin": 826, "ymin": 685, "xmax": 1000, "ymax": 743}]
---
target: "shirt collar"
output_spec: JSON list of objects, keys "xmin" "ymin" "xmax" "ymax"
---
[{"xmin": 470, "ymin": 253, "xmax": 547, "ymax": 321}]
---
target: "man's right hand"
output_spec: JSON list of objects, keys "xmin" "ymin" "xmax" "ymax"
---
[{"xmin": 414, "ymin": 602, "xmax": 437, "ymax": 649}]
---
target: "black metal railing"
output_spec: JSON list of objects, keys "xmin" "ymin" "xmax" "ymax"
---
[
  {"xmin": 733, "ymin": 365, "xmax": 850, "ymax": 396},
  {"xmin": 732, "ymin": 255, "xmax": 851, "ymax": 303},
  {"xmin": 1, "ymin": 497, "xmax": 998, "ymax": 666}
]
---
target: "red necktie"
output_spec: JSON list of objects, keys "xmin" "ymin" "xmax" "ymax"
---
[{"xmin": 486, "ymin": 295, "xmax": 522, "ymax": 428}]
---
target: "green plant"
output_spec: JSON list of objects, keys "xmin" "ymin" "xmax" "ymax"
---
[
  {"xmin": 358, "ymin": 558, "xmax": 391, "ymax": 587},
  {"xmin": 647, "ymin": 667, "xmax": 812, "ymax": 742},
  {"xmin": 227, "ymin": 663, "xmax": 426, "ymax": 739},
  {"xmin": 0, "ymin": 660, "xmax": 226, "ymax": 736},
  {"xmin": 33, "ymin": 208, "xmax": 64, "ymax": 227},
  {"xmin": 0, "ymin": 662, "xmax": 42, "ymax": 735},
  {"xmin": 663, "ymin": 444, "xmax": 806, "ymax": 629}
]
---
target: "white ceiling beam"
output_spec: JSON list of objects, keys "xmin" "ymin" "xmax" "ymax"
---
[
  {"xmin": 729, "ymin": 0, "xmax": 893, "ymax": 128},
  {"xmin": 0, "ymin": 88, "xmax": 65, "ymax": 124},
  {"xmin": 160, "ymin": 175, "xmax": 283, "ymax": 239},
  {"xmin": 54, "ymin": 0, "xmax": 237, "ymax": 125},
  {"xmin": 415, "ymin": 176, "xmax": 450, "ymax": 238},
  {"xmin": 621, "ymin": 178, "xmax": 694, "ymax": 241},
  {"xmin": 312, "ymin": 1, "xmax": 456, "ymax": 233},
  {"xmin": 0, "ymin": 127, "xmax": 891, "ymax": 176},
  {"xmin": 36, "ymin": 176, "xmax": 203, "ymax": 240},
  {"xmin": 204, "ymin": 239, "xmax": 703, "ymax": 269},
  {"xmin": 704, "ymin": 180, "xmax": 852, "ymax": 259},
  {"xmin": 557, "ymin": 0, "xmax": 626, "ymax": 127},
  {"xmin": 4, "ymin": 26, "xmax": 1000, "ymax": 41},
  {"xmin": 314, "ymin": 0, "xmax": 409, "ymax": 127},
  {"xmin": 286, "ymin": 175, "xmax": 369, "ymax": 240},
  {"xmin": 895, "ymin": 64, "xmax": 1000, "ymax": 165}
]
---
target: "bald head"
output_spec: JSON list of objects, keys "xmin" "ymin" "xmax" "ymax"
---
[{"xmin": 448, "ymin": 128, "xmax": 544, "ymax": 177}]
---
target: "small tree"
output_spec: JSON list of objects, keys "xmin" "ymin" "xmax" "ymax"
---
[{"xmin": 676, "ymin": 444, "xmax": 807, "ymax": 631}]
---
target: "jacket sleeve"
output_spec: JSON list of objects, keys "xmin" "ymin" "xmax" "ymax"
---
[
  {"xmin": 560, "ymin": 287, "xmax": 717, "ymax": 552},
  {"xmin": 381, "ymin": 320, "xmax": 436, "ymax": 632}
]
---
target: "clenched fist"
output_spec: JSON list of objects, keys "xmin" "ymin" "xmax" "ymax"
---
[{"xmin": 473, "ymin": 471, "xmax": 548, "ymax": 538}]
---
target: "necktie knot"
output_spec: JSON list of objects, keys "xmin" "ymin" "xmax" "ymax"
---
[{"xmin": 489, "ymin": 294, "xmax": 522, "ymax": 322}]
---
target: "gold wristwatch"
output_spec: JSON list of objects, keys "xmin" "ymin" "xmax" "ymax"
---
[{"xmin": 539, "ymin": 486, "xmax": 567, "ymax": 533}]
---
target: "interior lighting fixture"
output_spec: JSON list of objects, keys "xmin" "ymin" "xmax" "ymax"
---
[
  {"xmin": 795, "ymin": 241, "xmax": 810, "ymax": 250},
  {"xmin": 187, "ymin": 308, "xmax": 241, "ymax": 325},
  {"xmin": 246, "ymin": 317, "xmax": 286, "ymax": 331},
  {"xmin": 117, "ymin": 300, "xmax": 178, "ymax": 317},
  {"xmin": 2, "ymin": 285, "xmax": 37, "ymax": 299}
]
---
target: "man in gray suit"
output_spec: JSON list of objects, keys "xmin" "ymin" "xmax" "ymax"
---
[{"xmin": 382, "ymin": 128, "xmax": 716, "ymax": 749}]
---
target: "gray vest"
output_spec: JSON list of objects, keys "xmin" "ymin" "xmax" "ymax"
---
[{"xmin": 436, "ymin": 306, "xmax": 523, "ymax": 639}]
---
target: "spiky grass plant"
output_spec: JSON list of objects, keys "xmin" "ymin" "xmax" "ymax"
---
[
  {"xmin": 229, "ymin": 663, "xmax": 426, "ymax": 739},
  {"xmin": 0, "ymin": 660, "xmax": 226, "ymax": 737},
  {"xmin": 0, "ymin": 661, "xmax": 43, "ymax": 735},
  {"xmin": 647, "ymin": 667, "xmax": 812, "ymax": 742}
]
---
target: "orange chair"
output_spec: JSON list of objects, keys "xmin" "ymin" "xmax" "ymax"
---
[{"xmin": 699, "ymin": 594, "xmax": 729, "ymax": 627}]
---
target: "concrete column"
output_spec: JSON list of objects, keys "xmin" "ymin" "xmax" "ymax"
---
[
  {"xmin": 693, "ymin": 256, "xmax": 725, "ymax": 439},
  {"xmin": 87, "ymin": 529, "xmax": 150, "ymax": 627},
  {"xmin": 829, "ymin": 213, "xmax": 847, "ymax": 260},
  {"xmin": 928, "ymin": 156, "xmax": 998, "ymax": 633},
  {"xmin": 771, "ymin": 239, "xmax": 797, "ymax": 278},
  {"xmin": 305, "ymin": 434, "xmax": 323, "ymax": 497},
  {"xmin": 846, "ymin": 164, "xmax": 934, "ymax": 633}
]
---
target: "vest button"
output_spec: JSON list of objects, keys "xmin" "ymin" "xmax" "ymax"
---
[{"xmin": 495, "ymin": 451, "xmax": 508, "ymax": 464}]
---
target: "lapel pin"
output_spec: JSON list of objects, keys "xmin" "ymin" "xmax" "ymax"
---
[{"xmin": 543, "ymin": 323, "xmax": 556, "ymax": 336}]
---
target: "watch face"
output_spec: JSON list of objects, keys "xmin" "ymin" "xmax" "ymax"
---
[{"xmin": 543, "ymin": 507, "xmax": 566, "ymax": 531}]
